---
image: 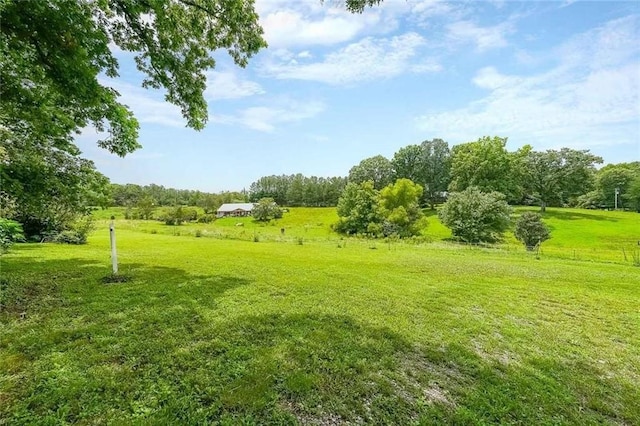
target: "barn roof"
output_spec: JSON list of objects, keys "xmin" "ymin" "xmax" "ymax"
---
[{"xmin": 217, "ymin": 203, "xmax": 255, "ymax": 212}]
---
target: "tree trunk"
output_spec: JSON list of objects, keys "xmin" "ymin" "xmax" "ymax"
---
[{"xmin": 540, "ymin": 201, "xmax": 546, "ymax": 213}]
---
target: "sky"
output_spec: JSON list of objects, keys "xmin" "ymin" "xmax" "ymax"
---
[{"xmin": 75, "ymin": 0, "xmax": 640, "ymax": 193}]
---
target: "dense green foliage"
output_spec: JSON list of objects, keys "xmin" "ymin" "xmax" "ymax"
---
[
  {"xmin": 379, "ymin": 178, "xmax": 427, "ymax": 237},
  {"xmin": 439, "ymin": 187, "xmax": 512, "ymax": 243},
  {"xmin": 448, "ymin": 136, "xmax": 525, "ymax": 202},
  {"xmin": 335, "ymin": 179, "xmax": 426, "ymax": 238},
  {"xmin": 0, "ymin": 141, "xmax": 109, "ymax": 238},
  {"xmin": 1, "ymin": 212, "xmax": 638, "ymax": 424},
  {"xmin": 249, "ymin": 174, "xmax": 347, "ymax": 206},
  {"xmin": 0, "ymin": 218, "xmax": 24, "ymax": 253},
  {"xmin": 110, "ymin": 183, "xmax": 247, "ymax": 209},
  {"xmin": 514, "ymin": 212, "xmax": 551, "ymax": 250},
  {"xmin": 348, "ymin": 155, "xmax": 394, "ymax": 190},
  {"xmin": 525, "ymin": 149, "xmax": 603, "ymax": 211},
  {"xmin": 334, "ymin": 181, "xmax": 383, "ymax": 236},
  {"xmin": 392, "ymin": 139, "xmax": 451, "ymax": 209},
  {"xmin": 252, "ymin": 198, "xmax": 283, "ymax": 222},
  {"xmin": 0, "ymin": 0, "xmax": 267, "ymax": 156},
  {"xmin": 577, "ymin": 162, "xmax": 640, "ymax": 211}
]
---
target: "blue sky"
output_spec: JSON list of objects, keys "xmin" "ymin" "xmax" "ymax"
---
[{"xmin": 76, "ymin": 0, "xmax": 640, "ymax": 192}]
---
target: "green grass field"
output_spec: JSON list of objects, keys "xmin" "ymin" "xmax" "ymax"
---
[{"xmin": 1, "ymin": 207, "xmax": 639, "ymax": 424}]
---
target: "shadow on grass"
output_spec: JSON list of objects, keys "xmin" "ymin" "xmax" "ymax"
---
[
  {"xmin": 539, "ymin": 209, "xmax": 619, "ymax": 222},
  {"xmin": 3, "ymin": 309, "xmax": 637, "ymax": 425},
  {"xmin": 0, "ymin": 255, "xmax": 249, "ymax": 322}
]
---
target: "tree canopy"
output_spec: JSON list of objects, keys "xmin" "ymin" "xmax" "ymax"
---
[
  {"xmin": 524, "ymin": 149, "xmax": 602, "ymax": 211},
  {"xmin": 449, "ymin": 136, "xmax": 524, "ymax": 202},
  {"xmin": 379, "ymin": 179, "xmax": 427, "ymax": 237},
  {"xmin": 0, "ymin": 0, "xmax": 267, "ymax": 156},
  {"xmin": 348, "ymin": 155, "xmax": 394, "ymax": 190}
]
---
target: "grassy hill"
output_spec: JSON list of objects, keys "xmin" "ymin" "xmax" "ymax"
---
[
  {"xmin": 93, "ymin": 206, "xmax": 639, "ymax": 264},
  {"xmin": 1, "ymin": 208, "xmax": 639, "ymax": 424}
]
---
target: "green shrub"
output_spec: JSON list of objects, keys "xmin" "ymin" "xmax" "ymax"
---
[
  {"xmin": 439, "ymin": 187, "xmax": 511, "ymax": 243},
  {"xmin": 197, "ymin": 214, "xmax": 216, "ymax": 223},
  {"xmin": 54, "ymin": 230, "xmax": 85, "ymax": 244},
  {"xmin": 53, "ymin": 216, "xmax": 94, "ymax": 245},
  {"xmin": 0, "ymin": 219, "xmax": 25, "ymax": 253},
  {"xmin": 183, "ymin": 208, "xmax": 198, "ymax": 222},
  {"xmin": 162, "ymin": 206, "xmax": 185, "ymax": 225},
  {"xmin": 514, "ymin": 212, "xmax": 551, "ymax": 250}
]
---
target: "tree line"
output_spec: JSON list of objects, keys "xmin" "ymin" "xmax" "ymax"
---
[
  {"xmin": 248, "ymin": 174, "xmax": 348, "ymax": 207},
  {"xmin": 347, "ymin": 136, "xmax": 640, "ymax": 212},
  {"xmin": 109, "ymin": 183, "xmax": 247, "ymax": 212}
]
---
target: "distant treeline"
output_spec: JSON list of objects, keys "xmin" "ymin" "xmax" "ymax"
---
[
  {"xmin": 248, "ymin": 174, "xmax": 348, "ymax": 207},
  {"xmin": 109, "ymin": 137, "xmax": 640, "ymax": 215},
  {"xmin": 109, "ymin": 183, "xmax": 247, "ymax": 213}
]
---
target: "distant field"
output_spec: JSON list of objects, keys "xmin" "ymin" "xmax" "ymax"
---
[
  {"xmin": 93, "ymin": 206, "xmax": 640, "ymax": 264},
  {"xmin": 1, "ymin": 207, "xmax": 639, "ymax": 424}
]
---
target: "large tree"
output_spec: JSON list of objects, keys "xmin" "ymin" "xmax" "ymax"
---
[
  {"xmin": 0, "ymin": 137, "xmax": 110, "ymax": 237},
  {"xmin": 379, "ymin": 179, "xmax": 427, "ymax": 237},
  {"xmin": 334, "ymin": 181, "xmax": 383, "ymax": 236},
  {"xmin": 348, "ymin": 155, "xmax": 394, "ymax": 190},
  {"xmin": 420, "ymin": 138, "xmax": 451, "ymax": 209},
  {"xmin": 391, "ymin": 139, "xmax": 451, "ymax": 209},
  {"xmin": 0, "ymin": 0, "xmax": 268, "ymax": 156},
  {"xmin": 392, "ymin": 145, "xmax": 423, "ymax": 184},
  {"xmin": 596, "ymin": 162, "xmax": 639, "ymax": 210},
  {"xmin": 449, "ymin": 136, "xmax": 523, "ymax": 202},
  {"xmin": 524, "ymin": 149, "xmax": 603, "ymax": 212}
]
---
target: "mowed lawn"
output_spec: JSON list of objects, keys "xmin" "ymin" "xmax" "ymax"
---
[{"xmin": 1, "ymin": 209, "xmax": 639, "ymax": 424}]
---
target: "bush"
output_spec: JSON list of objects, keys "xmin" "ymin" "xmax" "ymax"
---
[
  {"xmin": 162, "ymin": 206, "xmax": 185, "ymax": 225},
  {"xmin": 439, "ymin": 187, "xmax": 511, "ymax": 243},
  {"xmin": 253, "ymin": 198, "xmax": 282, "ymax": 222},
  {"xmin": 53, "ymin": 216, "xmax": 94, "ymax": 245},
  {"xmin": 53, "ymin": 230, "xmax": 86, "ymax": 244},
  {"xmin": 514, "ymin": 212, "xmax": 551, "ymax": 250},
  {"xmin": 0, "ymin": 219, "xmax": 25, "ymax": 253},
  {"xmin": 183, "ymin": 208, "xmax": 198, "ymax": 222},
  {"xmin": 197, "ymin": 214, "xmax": 216, "ymax": 223}
]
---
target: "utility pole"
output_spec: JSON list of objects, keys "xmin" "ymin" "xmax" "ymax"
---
[{"xmin": 615, "ymin": 187, "xmax": 620, "ymax": 210}]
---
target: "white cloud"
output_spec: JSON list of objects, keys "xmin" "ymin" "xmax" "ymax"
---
[
  {"xmin": 213, "ymin": 99, "xmax": 325, "ymax": 132},
  {"xmin": 446, "ymin": 20, "xmax": 513, "ymax": 51},
  {"xmin": 259, "ymin": 6, "xmax": 381, "ymax": 48},
  {"xmin": 205, "ymin": 71, "xmax": 265, "ymax": 101},
  {"xmin": 415, "ymin": 16, "xmax": 640, "ymax": 150},
  {"xmin": 265, "ymin": 33, "xmax": 438, "ymax": 85}
]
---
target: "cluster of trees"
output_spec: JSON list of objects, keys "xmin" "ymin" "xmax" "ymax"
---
[
  {"xmin": 248, "ymin": 174, "xmax": 347, "ymax": 207},
  {"xmin": 110, "ymin": 183, "xmax": 247, "ymax": 212},
  {"xmin": 335, "ymin": 179, "xmax": 427, "ymax": 238},
  {"xmin": 349, "ymin": 139, "xmax": 451, "ymax": 209},
  {"xmin": 347, "ymin": 136, "xmax": 633, "ymax": 212},
  {"xmin": 577, "ymin": 162, "xmax": 640, "ymax": 211},
  {"xmin": 439, "ymin": 187, "xmax": 551, "ymax": 248},
  {"xmin": 1, "ymin": 143, "xmax": 110, "ymax": 239}
]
